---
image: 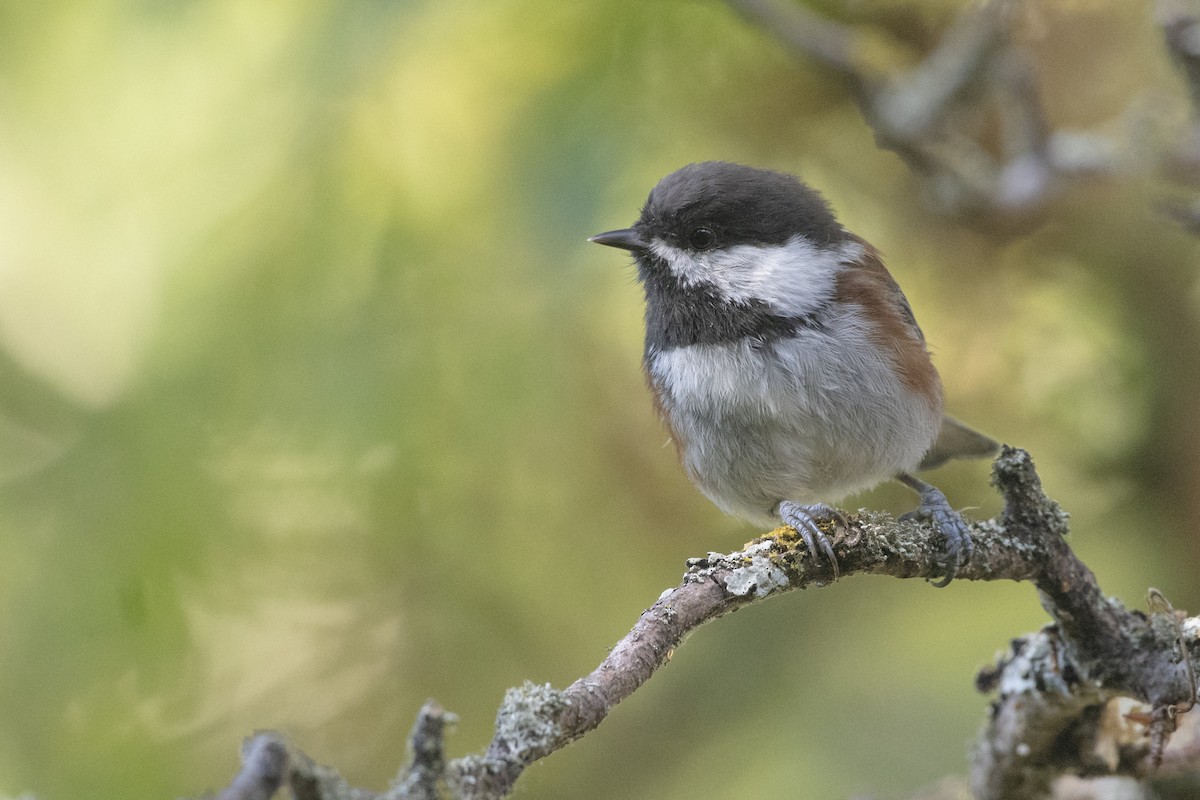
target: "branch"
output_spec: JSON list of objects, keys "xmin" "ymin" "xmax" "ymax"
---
[
  {"xmin": 1158, "ymin": 0, "xmax": 1200, "ymax": 198},
  {"xmin": 394, "ymin": 700, "xmax": 455, "ymax": 800},
  {"xmin": 970, "ymin": 449, "xmax": 1199, "ymax": 798},
  {"xmin": 722, "ymin": 0, "xmax": 868, "ymax": 84},
  {"xmin": 725, "ymin": 0, "xmax": 1039, "ymax": 214},
  {"xmin": 200, "ymin": 448, "xmax": 1199, "ymax": 799},
  {"xmin": 218, "ymin": 735, "xmax": 288, "ymax": 800},
  {"xmin": 726, "ymin": 0, "xmax": 1200, "ymax": 228},
  {"xmin": 1160, "ymin": 0, "xmax": 1200, "ymax": 118}
]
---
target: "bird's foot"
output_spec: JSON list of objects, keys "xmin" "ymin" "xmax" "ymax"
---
[
  {"xmin": 899, "ymin": 487, "xmax": 974, "ymax": 588},
  {"xmin": 776, "ymin": 501, "xmax": 851, "ymax": 580}
]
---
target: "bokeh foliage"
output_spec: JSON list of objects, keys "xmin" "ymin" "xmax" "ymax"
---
[{"xmin": 0, "ymin": 1, "xmax": 1196, "ymax": 798}]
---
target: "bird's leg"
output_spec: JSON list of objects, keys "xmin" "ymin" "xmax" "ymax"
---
[
  {"xmin": 895, "ymin": 472, "xmax": 973, "ymax": 588},
  {"xmin": 776, "ymin": 501, "xmax": 849, "ymax": 580}
]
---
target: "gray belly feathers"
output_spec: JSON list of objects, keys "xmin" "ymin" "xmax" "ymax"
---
[{"xmin": 647, "ymin": 319, "xmax": 942, "ymax": 526}]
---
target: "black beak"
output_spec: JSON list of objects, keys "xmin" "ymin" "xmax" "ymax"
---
[{"xmin": 588, "ymin": 227, "xmax": 647, "ymax": 251}]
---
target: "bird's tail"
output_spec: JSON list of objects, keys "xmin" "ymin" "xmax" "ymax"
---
[{"xmin": 918, "ymin": 414, "xmax": 1000, "ymax": 472}]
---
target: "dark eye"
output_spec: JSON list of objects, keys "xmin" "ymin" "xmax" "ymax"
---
[{"xmin": 688, "ymin": 227, "xmax": 716, "ymax": 251}]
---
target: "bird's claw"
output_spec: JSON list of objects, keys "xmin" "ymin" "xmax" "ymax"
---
[
  {"xmin": 777, "ymin": 501, "xmax": 849, "ymax": 580},
  {"xmin": 902, "ymin": 488, "xmax": 973, "ymax": 587}
]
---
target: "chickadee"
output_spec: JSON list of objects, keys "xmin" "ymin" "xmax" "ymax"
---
[{"xmin": 590, "ymin": 161, "xmax": 997, "ymax": 586}]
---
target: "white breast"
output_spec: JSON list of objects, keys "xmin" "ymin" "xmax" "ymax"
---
[{"xmin": 647, "ymin": 307, "xmax": 942, "ymax": 527}]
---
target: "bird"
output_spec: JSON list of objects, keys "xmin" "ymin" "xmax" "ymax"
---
[{"xmin": 589, "ymin": 161, "xmax": 997, "ymax": 586}]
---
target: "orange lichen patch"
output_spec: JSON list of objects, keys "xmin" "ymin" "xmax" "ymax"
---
[
  {"xmin": 742, "ymin": 526, "xmax": 818, "ymax": 573},
  {"xmin": 745, "ymin": 526, "xmax": 802, "ymax": 549}
]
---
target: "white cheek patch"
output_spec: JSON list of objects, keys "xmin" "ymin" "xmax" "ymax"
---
[{"xmin": 649, "ymin": 236, "xmax": 863, "ymax": 318}]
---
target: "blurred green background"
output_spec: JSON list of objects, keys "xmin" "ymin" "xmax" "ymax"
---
[{"xmin": 1, "ymin": 1, "xmax": 1198, "ymax": 798}]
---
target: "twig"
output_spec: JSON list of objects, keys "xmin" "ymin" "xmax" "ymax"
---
[
  {"xmin": 726, "ymin": 0, "xmax": 1036, "ymax": 213},
  {"xmin": 1159, "ymin": 0, "xmax": 1200, "ymax": 118},
  {"xmin": 869, "ymin": 0, "xmax": 1015, "ymax": 145},
  {"xmin": 218, "ymin": 735, "xmax": 289, "ymax": 800},
  {"xmin": 722, "ymin": 0, "xmax": 868, "ymax": 91},
  {"xmin": 393, "ymin": 701, "xmax": 455, "ymax": 800},
  {"xmin": 726, "ymin": 0, "xmax": 1200, "ymax": 228}
]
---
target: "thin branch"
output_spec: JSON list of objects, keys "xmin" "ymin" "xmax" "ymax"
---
[
  {"xmin": 393, "ymin": 701, "xmax": 455, "ymax": 800},
  {"xmin": 993, "ymin": 49, "xmax": 1055, "ymax": 209},
  {"xmin": 870, "ymin": 0, "xmax": 1015, "ymax": 144},
  {"xmin": 1159, "ymin": 0, "xmax": 1200, "ymax": 118},
  {"xmin": 203, "ymin": 448, "xmax": 1199, "ymax": 800},
  {"xmin": 1160, "ymin": 196, "xmax": 1200, "ymax": 232},
  {"xmin": 726, "ymin": 0, "xmax": 1032, "ymax": 213},
  {"xmin": 723, "ymin": 0, "xmax": 870, "ymax": 92},
  {"xmin": 445, "ymin": 454, "xmax": 1066, "ymax": 798},
  {"xmin": 726, "ymin": 0, "xmax": 1200, "ymax": 228},
  {"xmin": 218, "ymin": 735, "xmax": 289, "ymax": 800}
]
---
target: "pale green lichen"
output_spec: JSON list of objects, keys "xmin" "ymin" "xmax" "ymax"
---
[
  {"xmin": 723, "ymin": 547, "xmax": 790, "ymax": 597},
  {"xmin": 492, "ymin": 681, "xmax": 568, "ymax": 758},
  {"xmin": 446, "ymin": 682, "xmax": 570, "ymax": 800}
]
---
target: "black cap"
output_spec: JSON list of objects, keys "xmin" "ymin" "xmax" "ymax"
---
[{"xmin": 638, "ymin": 161, "xmax": 846, "ymax": 250}]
